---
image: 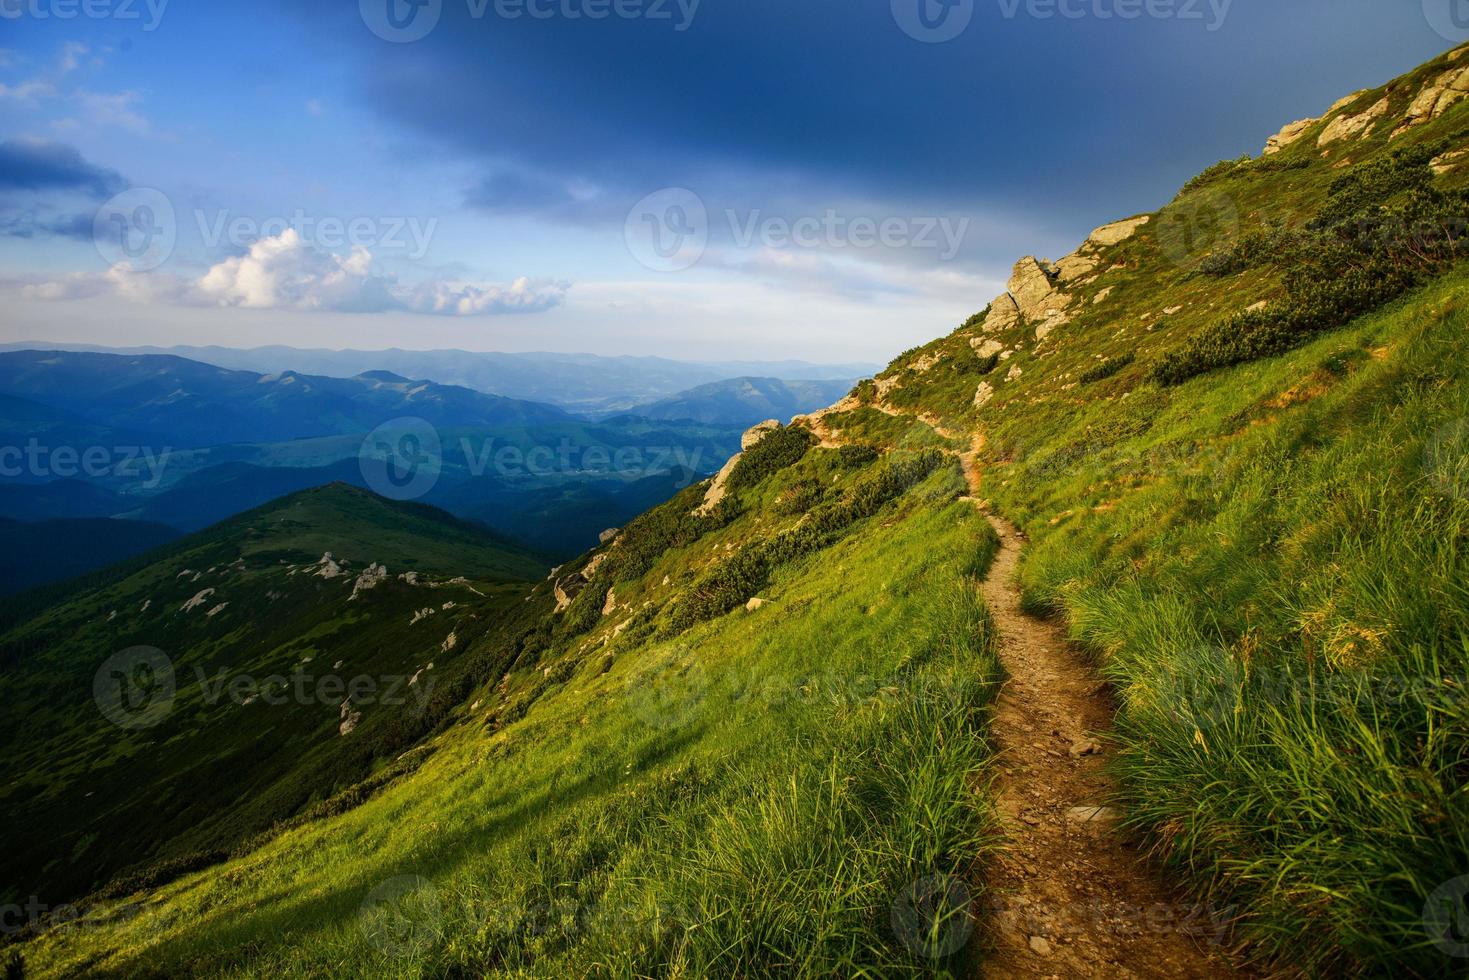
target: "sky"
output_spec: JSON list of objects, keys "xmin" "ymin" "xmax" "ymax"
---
[{"xmin": 0, "ymin": 0, "xmax": 1456, "ymax": 363}]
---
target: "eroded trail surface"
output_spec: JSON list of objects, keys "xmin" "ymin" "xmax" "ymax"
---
[{"xmin": 974, "ymin": 515, "xmax": 1242, "ymax": 979}]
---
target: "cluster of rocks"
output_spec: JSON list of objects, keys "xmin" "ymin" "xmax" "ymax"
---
[
  {"xmin": 339, "ymin": 698, "xmax": 361, "ymax": 736},
  {"xmin": 348, "ymin": 562, "xmax": 387, "ymax": 601},
  {"xmin": 553, "ymin": 543, "xmax": 617, "ymax": 613},
  {"xmin": 180, "ymin": 587, "xmax": 216, "ymax": 613},
  {"xmin": 692, "ymin": 419, "xmax": 781, "ymax": 517},
  {"xmin": 1260, "ymin": 45, "xmax": 1469, "ymax": 156},
  {"xmin": 966, "ymin": 215, "xmax": 1149, "ymax": 409}
]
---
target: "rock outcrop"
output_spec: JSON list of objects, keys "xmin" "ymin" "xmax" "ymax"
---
[
  {"xmin": 1085, "ymin": 215, "xmax": 1150, "ymax": 249},
  {"xmin": 1318, "ymin": 95, "xmax": 1389, "ymax": 146},
  {"xmin": 694, "ymin": 420, "xmax": 783, "ymax": 516},
  {"xmin": 979, "ymin": 292, "xmax": 1020, "ymax": 333},
  {"xmin": 1397, "ymin": 66, "xmax": 1469, "ymax": 136},
  {"xmin": 181, "ymin": 588, "xmax": 216, "ymax": 613},
  {"xmin": 741, "ymin": 419, "xmax": 781, "ymax": 449},
  {"xmin": 349, "ymin": 562, "xmax": 387, "ymax": 601},
  {"xmin": 1263, "ymin": 117, "xmax": 1316, "ymax": 155}
]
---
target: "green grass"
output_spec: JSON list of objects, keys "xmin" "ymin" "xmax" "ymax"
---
[
  {"xmin": 0, "ymin": 485, "xmax": 547, "ymax": 912},
  {"xmin": 13, "ymin": 469, "xmax": 1004, "ymax": 978},
  {"xmin": 1002, "ymin": 276, "xmax": 1469, "ymax": 975}
]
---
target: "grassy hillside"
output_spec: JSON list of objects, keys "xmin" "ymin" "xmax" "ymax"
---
[
  {"xmin": 809, "ymin": 43, "xmax": 1469, "ymax": 976},
  {"xmin": 10, "ymin": 42, "xmax": 1469, "ymax": 980},
  {"xmin": 0, "ymin": 485, "xmax": 547, "ymax": 910},
  {"xmin": 11, "ymin": 445, "xmax": 1003, "ymax": 978}
]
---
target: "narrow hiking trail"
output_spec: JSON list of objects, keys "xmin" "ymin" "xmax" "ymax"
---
[
  {"xmin": 973, "ymin": 515, "xmax": 1240, "ymax": 979},
  {"xmin": 798, "ymin": 404, "xmax": 1243, "ymax": 975}
]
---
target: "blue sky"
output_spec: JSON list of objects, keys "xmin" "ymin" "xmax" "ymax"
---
[{"xmin": 0, "ymin": 0, "xmax": 1455, "ymax": 362}]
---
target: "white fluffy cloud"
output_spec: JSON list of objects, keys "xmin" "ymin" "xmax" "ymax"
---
[
  {"xmin": 195, "ymin": 230, "xmax": 399, "ymax": 312},
  {"xmin": 14, "ymin": 229, "xmax": 570, "ymax": 317}
]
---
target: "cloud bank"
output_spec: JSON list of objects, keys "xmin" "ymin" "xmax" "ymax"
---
[{"xmin": 17, "ymin": 229, "xmax": 570, "ymax": 317}]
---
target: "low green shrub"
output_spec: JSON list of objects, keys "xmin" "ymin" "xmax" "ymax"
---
[
  {"xmin": 1154, "ymin": 141, "xmax": 1469, "ymax": 386},
  {"xmin": 726, "ymin": 426, "xmax": 816, "ymax": 495},
  {"xmin": 1078, "ymin": 352, "xmax": 1135, "ymax": 384}
]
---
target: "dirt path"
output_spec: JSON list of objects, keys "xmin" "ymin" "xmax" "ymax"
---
[
  {"xmin": 793, "ymin": 401, "xmax": 1241, "ymax": 975},
  {"xmin": 973, "ymin": 514, "xmax": 1242, "ymax": 979}
]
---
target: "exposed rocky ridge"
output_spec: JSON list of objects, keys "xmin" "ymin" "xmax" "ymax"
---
[{"xmin": 692, "ymin": 419, "xmax": 782, "ymax": 516}]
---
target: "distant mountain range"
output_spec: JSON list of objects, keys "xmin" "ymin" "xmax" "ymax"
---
[
  {"xmin": 621, "ymin": 376, "xmax": 854, "ymax": 425},
  {"xmin": 0, "ymin": 342, "xmax": 878, "ymax": 415},
  {"xmin": 0, "ymin": 350, "xmax": 751, "ymax": 585},
  {"xmin": 0, "ymin": 350, "xmax": 568, "ymax": 449}
]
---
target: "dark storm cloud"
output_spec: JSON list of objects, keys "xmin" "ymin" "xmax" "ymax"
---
[
  {"xmin": 0, "ymin": 139, "xmax": 125, "ymax": 199},
  {"xmin": 296, "ymin": 0, "xmax": 1448, "ymax": 254}
]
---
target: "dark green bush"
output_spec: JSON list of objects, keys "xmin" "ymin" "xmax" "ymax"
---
[
  {"xmin": 1079, "ymin": 352, "xmax": 1135, "ymax": 384},
  {"xmin": 1153, "ymin": 141, "xmax": 1469, "ymax": 386},
  {"xmin": 774, "ymin": 479, "xmax": 824, "ymax": 515},
  {"xmin": 663, "ymin": 450, "xmax": 945, "ymax": 632},
  {"xmin": 1180, "ymin": 156, "xmax": 1247, "ymax": 195},
  {"xmin": 725, "ymin": 425, "xmax": 815, "ymax": 494}
]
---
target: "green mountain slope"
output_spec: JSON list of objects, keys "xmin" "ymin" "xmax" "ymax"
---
[
  {"xmin": 10, "ymin": 43, "xmax": 1469, "ymax": 980},
  {"xmin": 0, "ymin": 485, "xmax": 548, "ymax": 909}
]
